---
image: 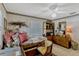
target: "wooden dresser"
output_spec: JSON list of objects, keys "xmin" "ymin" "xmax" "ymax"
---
[
  {"xmin": 52, "ymin": 35, "xmax": 71, "ymax": 48},
  {"xmin": 47, "ymin": 35, "xmax": 71, "ymax": 48}
]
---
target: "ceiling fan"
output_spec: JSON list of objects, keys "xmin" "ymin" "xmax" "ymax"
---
[
  {"xmin": 41, "ymin": 4, "xmax": 66, "ymax": 18},
  {"xmin": 48, "ymin": 3, "xmax": 67, "ymax": 17},
  {"xmin": 41, "ymin": 3, "xmax": 77, "ymax": 18}
]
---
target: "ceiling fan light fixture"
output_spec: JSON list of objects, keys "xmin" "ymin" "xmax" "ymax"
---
[{"xmin": 51, "ymin": 13, "xmax": 57, "ymax": 18}]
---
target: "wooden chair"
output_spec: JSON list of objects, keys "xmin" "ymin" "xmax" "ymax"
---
[
  {"xmin": 44, "ymin": 44, "xmax": 53, "ymax": 56},
  {"xmin": 37, "ymin": 40, "xmax": 53, "ymax": 56}
]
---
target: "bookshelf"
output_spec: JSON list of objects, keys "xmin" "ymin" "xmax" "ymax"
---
[{"xmin": 43, "ymin": 20, "xmax": 54, "ymax": 36}]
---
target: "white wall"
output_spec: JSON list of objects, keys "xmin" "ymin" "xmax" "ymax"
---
[
  {"xmin": 0, "ymin": 4, "xmax": 7, "ymax": 49},
  {"xmin": 0, "ymin": 3, "xmax": 7, "ymax": 34},
  {"xmin": 7, "ymin": 13, "xmax": 46, "ymax": 37},
  {"xmin": 0, "ymin": 11, "xmax": 4, "ymax": 49},
  {"xmin": 0, "ymin": 4, "xmax": 7, "ymax": 19}
]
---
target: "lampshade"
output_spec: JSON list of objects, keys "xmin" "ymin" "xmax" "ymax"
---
[{"xmin": 66, "ymin": 25, "xmax": 72, "ymax": 33}]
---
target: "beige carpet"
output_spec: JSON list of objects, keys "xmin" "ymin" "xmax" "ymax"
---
[{"xmin": 52, "ymin": 44, "xmax": 79, "ymax": 56}]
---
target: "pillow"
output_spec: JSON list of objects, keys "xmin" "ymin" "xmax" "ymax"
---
[
  {"xmin": 12, "ymin": 33, "xmax": 20, "ymax": 46},
  {"xmin": 19, "ymin": 32, "xmax": 28, "ymax": 43},
  {"xmin": 4, "ymin": 31, "xmax": 14, "ymax": 47}
]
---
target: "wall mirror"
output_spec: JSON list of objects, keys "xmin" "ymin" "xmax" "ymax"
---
[{"xmin": 58, "ymin": 21, "xmax": 66, "ymax": 34}]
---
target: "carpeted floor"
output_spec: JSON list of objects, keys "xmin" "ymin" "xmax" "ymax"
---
[{"xmin": 52, "ymin": 44, "xmax": 79, "ymax": 56}]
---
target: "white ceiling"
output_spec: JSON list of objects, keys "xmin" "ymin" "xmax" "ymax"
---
[{"xmin": 4, "ymin": 3, "xmax": 79, "ymax": 20}]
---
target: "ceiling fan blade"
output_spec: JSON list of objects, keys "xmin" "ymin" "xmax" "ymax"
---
[
  {"xmin": 53, "ymin": 7, "xmax": 67, "ymax": 14},
  {"xmin": 56, "ymin": 11, "xmax": 66, "ymax": 13},
  {"xmin": 41, "ymin": 4, "xmax": 57, "ymax": 12},
  {"xmin": 49, "ymin": 3, "xmax": 68, "ymax": 14},
  {"xmin": 49, "ymin": 4, "xmax": 58, "ymax": 10}
]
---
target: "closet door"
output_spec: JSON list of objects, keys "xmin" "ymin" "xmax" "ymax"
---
[
  {"xmin": 30, "ymin": 20, "xmax": 43, "ymax": 37},
  {"xmin": 0, "ymin": 11, "xmax": 4, "ymax": 49}
]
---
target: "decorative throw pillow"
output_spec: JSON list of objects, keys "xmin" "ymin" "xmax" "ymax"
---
[
  {"xmin": 19, "ymin": 32, "xmax": 28, "ymax": 43},
  {"xmin": 4, "ymin": 31, "xmax": 14, "ymax": 47},
  {"xmin": 12, "ymin": 33, "xmax": 20, "ymax": 46}
]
